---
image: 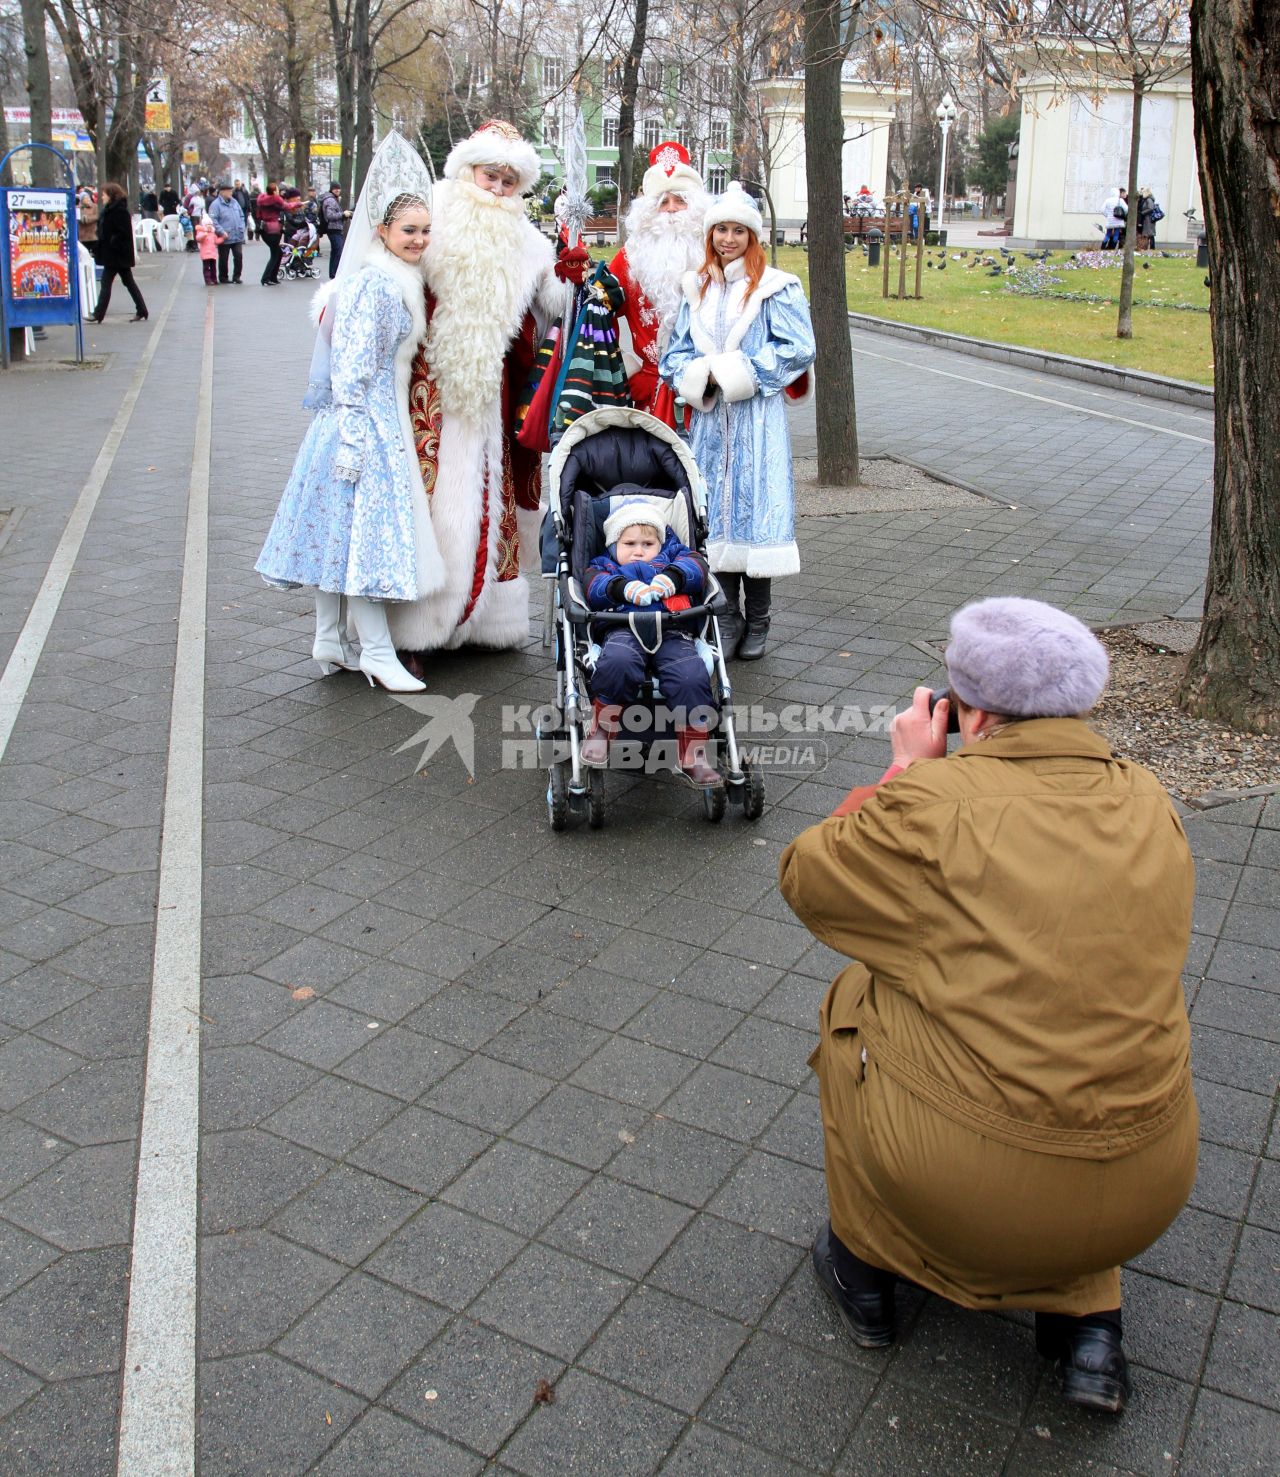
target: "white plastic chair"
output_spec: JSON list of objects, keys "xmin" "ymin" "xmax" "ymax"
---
[
  {"xmin": 138, "ymin": 218, "xmax": 161, "ymax": 253},
  {"xmin": 77, "ymin": 243, "xmax": 99, "ymax": 319},
  {"xmin": 160, "ymin": 214, "xmax": 184, "ymax": 252}
]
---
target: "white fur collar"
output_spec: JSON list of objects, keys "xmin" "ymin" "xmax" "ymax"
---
[{"xmin": 680, "ymin": 265, "xmax": 802, "ymax": 355}]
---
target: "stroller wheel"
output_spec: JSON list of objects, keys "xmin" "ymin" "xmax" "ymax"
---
[
  {"xmin": 587, "ymin": 767, "xmax": 606, "ymax": 829},
  {"xmin": 741, "ymin": 757, "xmax": 766, "ymax": 821},
  {"xmin": 702, "ymin": 784, "xmax": 726, "ymax": 823},
  {"xmin": 547, "ymin": 764, "xmax": 570, "ymax": 832}
]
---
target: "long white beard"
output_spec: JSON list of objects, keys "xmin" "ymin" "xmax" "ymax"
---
[
  {"xmin": 423, "ymin": 181, "xmax": 528, "ymax": 424},
  {"xmin": 625, "ymin": 200, "xmax": 707, "ymax": 336}
]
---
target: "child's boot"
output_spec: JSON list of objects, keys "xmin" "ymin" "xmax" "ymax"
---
[
  {"xmin": 582, "ymin": 701, "xmax": 621, "ymax": 767},
  {"xmin": 739, "ymin": 577, "xmax": 772, "ymax": 661},
  {"xmin": 677, "ymin": 725, "xmax": 723, "ymax": 789}
]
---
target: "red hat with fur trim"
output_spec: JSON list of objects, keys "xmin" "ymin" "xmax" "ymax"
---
[{"xmin": 641, "ymin": 140, "xmax": 705, "ymax": 199}]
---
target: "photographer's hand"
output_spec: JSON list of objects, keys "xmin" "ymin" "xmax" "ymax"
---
[{"xmin": 891, "ymin": 685, "xmax": 949, "ymax": 767}]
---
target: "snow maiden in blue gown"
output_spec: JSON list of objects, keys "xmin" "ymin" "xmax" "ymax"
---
[
  {"xmin": 660, "ymin": 182, "xmax": 815, "ymax": 662},
  {"xmin": 255, "ymin": 134, "xmax": 445, "ymax": 692}
]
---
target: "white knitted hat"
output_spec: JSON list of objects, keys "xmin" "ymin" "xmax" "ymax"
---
[
  {"xmin": 641, "ymin": 140, "xmax": 704, "ymax": 199},
  {"xmin": 603, "ymin": 498, "xmax": 668, "ymax": 549},
  {"xmin": 444, "ymin": 119, "xmax": 542, "ymax": 193},
  {"xmin": 703, "ymin": 182, "xmax": 763, "ymax": 237}
]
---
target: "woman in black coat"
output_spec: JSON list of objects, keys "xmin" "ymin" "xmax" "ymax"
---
[{"xmin": 91, "ymin": 183, "xmax": 149, "ymax": 323}]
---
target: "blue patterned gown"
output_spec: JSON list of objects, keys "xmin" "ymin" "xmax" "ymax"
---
[
  {"xmin": 256, "ymin": 261, "xmax": 423, "ymax": 600},
  {"xmin": 660, "ymin": 261, "xmax": 815, "ymax": 577}
]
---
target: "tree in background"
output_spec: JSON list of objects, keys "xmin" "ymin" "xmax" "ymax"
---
[
  {"xmin": 970, "ymin": 109, "xmax": 1018, "ymax": 210},
  {"xmin": 1177, "ymin": 0, "xmax": 1280, "ymax": 732},
  {"xmin": 18, "ymin": 0, "xmax": 54, "ymax": 184}
]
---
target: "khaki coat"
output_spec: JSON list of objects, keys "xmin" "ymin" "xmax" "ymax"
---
[{"xmin": 780, "ymin": 719, "xmax": 1198, "ymax": 1314}]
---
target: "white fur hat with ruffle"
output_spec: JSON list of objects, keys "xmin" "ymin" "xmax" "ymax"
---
[
  {"xmin": 703, "ymin": 181, "xmax": 763, "ymax": 238},
  {"xmin": 444, "ymin": 119, "xmax": 542, "ymax": 192}
]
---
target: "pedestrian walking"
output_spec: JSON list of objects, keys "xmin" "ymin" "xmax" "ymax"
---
[
  {"xmin": 1136, "ymin": 187, "xmax": 1164, "ymax": 250},
  {"xmin": 256, "ymin": 181, "xmax": 289, "ymax": 285},
  {"xmin": 209, "ymin": 182, "xmax": 246, "ymax": 283},
  {"xmin": 321, "ymin": 182, "xmax": 347, "ymax": 278},
  {"xmin": 782, "ymin": 597, "xmax": 1197, "ymax": 1417},
  {"xmin": 660, "ymin": 182, "xmax": 815, "ymax": 660},
  {"xmin": 159, "ymin": 184, "xmax": 180, "ymax": 218},
  {"xmin": 90, "ymin": 182, "xmax": 148, "ymax": 323},
  {"xmin": 232, "ymin": 180, "xmax": 254, "ymax": 239},
  {"xmin": 255, "ymin": 172, "xmax": 438, "ymax": 694},
  {"xmin": 1100, "ymin": 188, "xmax": 1127, "ymax": 250},
  {"xmin": 77, "ymin": 188, "xmax": 99, "ymax": 259},
  {"xmin": 195, "ymin": 214, "xmax": 219, "ymax": 284}
]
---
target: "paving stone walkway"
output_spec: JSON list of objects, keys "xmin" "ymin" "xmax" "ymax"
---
[{"xmin": 0, "ymin": 249, "xmax": 1274, "ymax": 1476}]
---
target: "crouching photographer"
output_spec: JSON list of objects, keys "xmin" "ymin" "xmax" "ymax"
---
[{"xmin": 780, "ymin": 597, "xmax": 1198, "ymax": 1415}]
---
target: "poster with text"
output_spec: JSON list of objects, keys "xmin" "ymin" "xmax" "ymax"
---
[{"xmin": 7, "ymin": 191, "xmax": 70, "ymax": 300}]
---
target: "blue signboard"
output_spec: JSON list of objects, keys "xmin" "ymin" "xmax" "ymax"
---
[{"xmin": 0, "ymin": 144, "xmax": 84, "ymax": 366}]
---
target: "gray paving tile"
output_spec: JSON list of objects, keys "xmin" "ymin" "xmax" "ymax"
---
[
  {"xmin": 1024, "ymin": 1363, "xmax": 1197, "ymax": 1473},
  {"xmin": 702, "ymin": 1329, "xmax": 874, "ymax": 1469},
  {"xmin": 383, "ymin": 1317, "xmax": 564, "ymax": 1458},
  {"xmin": 196, "ymin": 1352, "xmax": 363, "ymax": 1477},
  {"xmin": 440, "ymin": 1140, "xmax": 589, "ymax": 1235},
  {"xmin": 366, "ymin": 1201, "xmax": 521, "ymax": 1308},
  {"xmin": 661, "ymin": 1062, "xmax": 792, "ymax": 1142},
  {"xmin": 838, "ymin": 1386, "xmax": 1018, "ymax": 1475},
  {"xmin": 0, "ymin": 1246, "xmax": 128, "ymax": 1378},
  {"xmin": 0, "ymin": 1372, "xmax": 121, "ymax": 1477},
  {"xmin": 0, "ymin": 1035, "xmax": 81, "ymax": 1110},
  {"xmin": 500, "ymin": 1366, "xmax": 685, "ymax": 1477},
  {"xmin": 269, "ymin": 1164, "xmax": 423, "ymax": 1265},
  {"xmin": 508, "ymin": 1083, "xmax": 648, "ymax": 1171},
  {"xmin": 17, "ymin": 1055, "xmax": 143, "ymax": 1145},
  {"xmin": 201, "ymin": 1044, "xmax": 318, "ymax": 1132},
  {"xmin": 199, "ymin": 1229, "xmax": 345, "ymax": 1357},
  {"xmin": 707, "ymin": 1150, "xmax": 827, "ymax": 1246},
  {"xmin": 261, "ymin": 1074, "xmax": 401, "ymax": 1158},
  {"xmin": 312, "ymin": 1408, "xmax": 482, "ymax": 1477},
  {"xmin": 542, "ymin": 1175, "xmax": 692, "ymax": 1279},
  {"xmin": 1226, "ymin": 1225, "xmax": 1280, "ymax": 1313},
  {"xmin": 347, "ymin": 1104, "xmax": 490, "ymax": 1197},
  {"xmin": 1, "ymin": 1143, "xmax": 135, "ymax": 1250},
  {"xmin": 0, "ymin": 1221, "xmax": 58, "ymax": 1299},
  {"xmin": 199, "ymin": 1128, "xmax": 329, "ymax": 1235},
  {"xmin": 469, "ymin": 1241, "xmax": 630, "ymax": 1360},
  {"xmin": 420, "ymin": 1053, "xmax": 553, "ymax": 1132},
  {"xmin": 1203, "ymin": 1301, "xmax": 1280, "ymax": 1408},
  {"xmin": 1180, "ymin": 1388, "xmax": 1280, "ymax": 1475}
]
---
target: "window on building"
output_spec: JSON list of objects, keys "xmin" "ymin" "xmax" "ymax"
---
[
  {"xmin": 313, "ymin": 57, "xmax": 336, "ymax": 89},
  {"xmin": 707, "ymin": 165, "xmax": 727, "ymax": 193},
  {"xmin": 314, "ymin": 106, "xmax": 337, "ymax": 141},
  {"xmin": 604, "ymin": 58, "xmax": 624, "ymax": 93},
  {"xmin": 710, "ymin": 63, "xmax": 730, "ymax": 95},
  {"xmin": 542, "ymin": 56, "xmax": 564, "ymax": 91},
  {"xmin": 709, "ymin": 118, "xmax": 729, "ymax": 152},
  {"xmin": 472, "ymin": 59, "xmax": 490, "ymax": 91},
  {"xmin": 596, "ymin": 165, "xmax": 615, "ymax": 186},
  {"xmin": 642, "ymin": 117, "xmax": 662, "ymax": 151},
  {"xmin": 603, "ymin": 115, "xmax": 619, "ymax": 149},
  {"xmin": 642, "ymin": 60, "xmax": 663, "ymax": 93},
  {"xmin": 543, "ymin": 111, "xmax": 561, "ymax": 147}
]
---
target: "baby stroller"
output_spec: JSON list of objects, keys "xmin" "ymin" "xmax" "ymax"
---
[
  {"xmin": 281, "ymin": 222, "xmax": 320, "ymax": 279},
  {"xmin": 539, "ymin": 406, "xmax": 765, "ymax": 831}
]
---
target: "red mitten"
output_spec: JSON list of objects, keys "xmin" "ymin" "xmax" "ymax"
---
[{"xmin": 555, "ymin": 245, "xmax": 591, "ymax": 284}]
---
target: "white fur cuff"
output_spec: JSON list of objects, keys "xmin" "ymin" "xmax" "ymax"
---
[
  {"xmin": 676, "ymin": 358, "xmax": 716, "ymax": 412},
  {"xmin": 707, "ymin": 351, "xmax": 757, "ymax": 403}
]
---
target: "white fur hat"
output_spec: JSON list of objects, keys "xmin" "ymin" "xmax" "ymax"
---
[
  {"xmin": 444, "ymin": 119, "xmax": 542, "ymax": 193},
  {"xmin": 703, "ymin": 181, "xmax": 763, "ymax": 238},
  {"xmin": 945, "ymin": 597, "xmax": 1109, "ymax": 718},
  {"xmin": 641, "ymin": 140, "xmax": 704, "ymax": 199},
  {"xmin": 603, "ymin": 497, "xmax": 668, "ymax": 549}
]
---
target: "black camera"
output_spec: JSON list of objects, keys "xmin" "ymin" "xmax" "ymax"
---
[{"xmin": 929, "ymin": 687, "xmax": 960, "ymax": 735}]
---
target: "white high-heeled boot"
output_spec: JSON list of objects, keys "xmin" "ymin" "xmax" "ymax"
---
[
  {"xmin": 312, "ymin": 590, "xmax": 360, "ymax": 675},
  {"xmin": 346, "ymin": 596, "xmax": 425, "ymax": 692}
]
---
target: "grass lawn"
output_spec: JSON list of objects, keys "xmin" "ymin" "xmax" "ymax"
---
[
  {"xmin": 584, "ymin": 239, "xmax": 1212, "ymax": 384},
  {"xmin": 777, "ymin": 244, "xmax": 1214, "ymax": 385}
]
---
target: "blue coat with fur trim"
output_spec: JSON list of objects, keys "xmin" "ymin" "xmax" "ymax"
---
[
  {"xmin": 660, "ymin": 259, "xmax": 814, "ymax": 579},
  {"xmin": 586, "ymin": 530, "xmax": 708, "ymax": 611}
]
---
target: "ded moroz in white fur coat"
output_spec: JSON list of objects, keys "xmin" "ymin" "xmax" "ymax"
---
[{"xmin": 387, "ymin": 178, "xmax": 562, "ymax": 653}]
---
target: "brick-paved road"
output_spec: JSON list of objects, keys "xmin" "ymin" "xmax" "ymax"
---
[{"xmin": 0, "ymin": 248, "xmax": 1275, "ymax": 1475}]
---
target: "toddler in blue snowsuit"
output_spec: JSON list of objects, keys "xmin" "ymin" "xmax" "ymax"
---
[{"xmin": 582, "ymin": 496, "xmax": 721, "ymax": 789}]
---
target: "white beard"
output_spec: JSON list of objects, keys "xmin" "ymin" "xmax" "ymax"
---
[
  {"xmin": 422, "ymin": 180, "xmax": 530, "ymax": 425},
  {"xmin": 624, "ymin": 196, "xmax": 708, "ymax": 336}
]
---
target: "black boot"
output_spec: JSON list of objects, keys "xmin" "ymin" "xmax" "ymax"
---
[
  {"xmin": 738, "ymin": 577, "xmax": 772, "ymax": 661},
  {"xmin": 1036, "ymin": 1311, "xmax": 1130, "ymax": 1414},
  {"xmin": 715, "ymin": 572, "xmax": 744, "ymax": 657}
]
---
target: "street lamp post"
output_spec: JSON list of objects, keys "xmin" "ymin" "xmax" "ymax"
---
[{"xmin": 935, "ymin": 92, "xmax": 957, "ymax": 229}]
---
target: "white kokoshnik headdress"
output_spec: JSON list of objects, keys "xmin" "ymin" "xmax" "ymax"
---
[{"xmin": 304, "ymin": 130, "xmax": 433, "ymax": 409}]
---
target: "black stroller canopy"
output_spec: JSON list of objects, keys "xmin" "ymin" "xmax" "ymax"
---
[{"xmin": 558, "ymin": 428, "xmax": 690, "ymax": 517}]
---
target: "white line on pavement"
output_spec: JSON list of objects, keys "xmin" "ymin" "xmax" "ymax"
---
[
  {"xmin": 853, "ymin": 344, "xmax": 1214, "ymax": 446},
  {"xmin": 0, "ymin": 270, "xmax": 184, "ymax": 764},
  {"xmin": 115, "ymin": 294, "xmax": 213, "ymax": 1477}
]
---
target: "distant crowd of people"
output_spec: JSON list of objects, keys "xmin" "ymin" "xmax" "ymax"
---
[{"xmin": 75, "ymin": 175, "xmax": 352, "ymax": 319}]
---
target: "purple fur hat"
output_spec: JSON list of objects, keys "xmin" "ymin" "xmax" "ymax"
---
[{"xmin": 945, "ymin": 598, "xmax": 1109, "ymax": 717}]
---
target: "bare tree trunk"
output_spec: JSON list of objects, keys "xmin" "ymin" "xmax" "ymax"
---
[
  {"xmin": 20, "ymin": 0, "xmax": 55, "ymax": 185},
  {"xmin": 804, "ymin": 0, "xmax": 859, "ymax": 485},
  {"xmin": 1178, "ymin": 0, "xmax": 1280, "ymax": 733},
  {"xmin": 353, "ymin": 0, "xmax": 375, "ymax": 195},
  {"xmin": 328, "ymin": 0, "xmax": 355, "ymax": 199},
  {"xmin": 1116, "ymin": 72, "xmax": 1143, "ymax": 340},
  {"xmin": 615, "ymin": 0, "xmax": 649, "ymax": 236}
]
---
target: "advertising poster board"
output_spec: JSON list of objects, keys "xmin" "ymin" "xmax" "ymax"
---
[{"xmin": 0, "ymin": 182, "xmax": 82, "ymax": 363}]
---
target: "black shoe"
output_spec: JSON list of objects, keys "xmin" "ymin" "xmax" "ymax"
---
[
  {"xmin": 129, "ymin": 312, "xmax": 148, "ymax": 322},
  {"xmin": 1042, "ymin": 1323, "xmax": 1132, "ymax": 1414},
  {"xmin": 810, "ymin": 1225, "xmax": 895, "ymax": 1349},
  {"xmin": 737, "ymin": 619, "xmax": 770, "ymax": 661}
]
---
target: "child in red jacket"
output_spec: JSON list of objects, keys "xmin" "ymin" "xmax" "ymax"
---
[{"xmin": 194, "ymin": 215, "xmax": 219, "ymax": 285}]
